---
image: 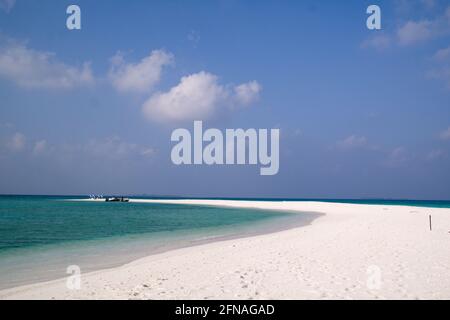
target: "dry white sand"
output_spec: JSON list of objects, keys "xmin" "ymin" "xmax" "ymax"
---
[{"xmin": 1, "ymin": 199, "xmax": 449, "ymax": 300}]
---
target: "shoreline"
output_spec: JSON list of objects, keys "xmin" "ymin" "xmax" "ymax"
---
[
  {"xmin": 0, "ymin": 201, "xmax": 319, "ymax": 291},
  {"xmin": 1, "ymin": 200, "xmax": 450, "ymax": 299}
]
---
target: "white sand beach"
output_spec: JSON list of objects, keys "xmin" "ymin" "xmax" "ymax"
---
[{"xmin": 0, "ymin": 199, "xmax": 449, "ymax": 300}]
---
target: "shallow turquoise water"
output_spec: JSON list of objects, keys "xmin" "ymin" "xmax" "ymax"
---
[
  {"xmin": 0, "ymin": 195, "xmax": 305, "ymax": 289},
  {"xmin": 0, "ymin": 195, "xmax": 288, "ymax": 253},
  {"xmin": 3, "ymin": 195, "xmax": 442, "ymax": 290}
]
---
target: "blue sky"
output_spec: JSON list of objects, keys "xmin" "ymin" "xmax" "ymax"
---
[{"xmin": 0, "ymin": 0, "xmax": 449, "ymax": 199}]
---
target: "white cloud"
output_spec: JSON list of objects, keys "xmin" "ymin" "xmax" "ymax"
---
[
  {"xmin": 0, "ymin": 41, "xmax": 94, "ymax": 89},
  {"xmin": 336, "ymin": 135, "xmax": 368, "ymax": 149},
  {"xmin": 397, "ymin": 20, "xmax": 435, "ymax": 45},
  {"xmin": 363, "ymin": 4, "xmax": 450, "ymax": 49},
  {"xmin": 234, "ymin": 80, "xmax": 261, "ymax": 106},
  {"xmin": 0, "ymin": 0, "xmax": 15, "ymax": 13},
  {"xmin": 109, "ymin": 50, "xmax": 173, "ymax": 93},
  {"xmin": 440, "ymin": 127, "xmax": 450, "ymax": 140},
  {"xmin": 396, "ymin": 5, "xmax": 450, "ymax": 46},
  {"xmin": 142, "ymin": 71, "xmax": 227, "ymax": 122},
  {"xmin": 142, "ymin": 71, "xmax": 261, "ymax": 123},
  {"xmin": 434, "ymin": 46, "xmax": 450, "ymax": 61},
  {"xmin": 33, "ymin": 140, "xmax": 47, "ymax": 155},
  {"xmin": 7, "ymin": 132, "xmax": 25, "ymax": 151}
]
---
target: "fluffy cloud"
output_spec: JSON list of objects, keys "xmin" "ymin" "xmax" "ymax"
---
[
  {"xmin": 0, "ymin": 41, "xmax": 94, "ymax": 89},
  {"xmin": 396, "ymin": 4, "xmax": 450, "ymax": 46},
  {"xmin": 362, "ymin": 3, "xmax": 450, "ymax": 49},
  {"xmin": 109, "ymin": 50, "xmax": 173, "ymax": 93},
  {"xmin": 233, "ymin": 80, "xmax": 261, "ymax": 106},
  {"xmin": 397, "ymin": 20, "xmax": 435, "ymax": 46},
  {"xmin": 142, "ymin": 72, "xmax": 226, "ymax": 122},
  {"xmin": 336, "ymin": 135, "xmax": 368, "ymax": 149},
  {"xmin": 142, "ymin": 71, "xmax": 261, "ymax": 123}
]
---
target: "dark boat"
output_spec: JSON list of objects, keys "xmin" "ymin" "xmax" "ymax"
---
[{"xmin": 105, "ymin": 197, "xmax": 129, "ymax": 202}]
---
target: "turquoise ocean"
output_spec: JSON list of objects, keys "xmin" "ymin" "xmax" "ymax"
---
[
  {"xmin": 0, "ymin": 195, "xmax": 313, "ymax": 290},
  {"xmin": 0, "ymin": 195, "xmax": 448, "ymax": 290}
]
